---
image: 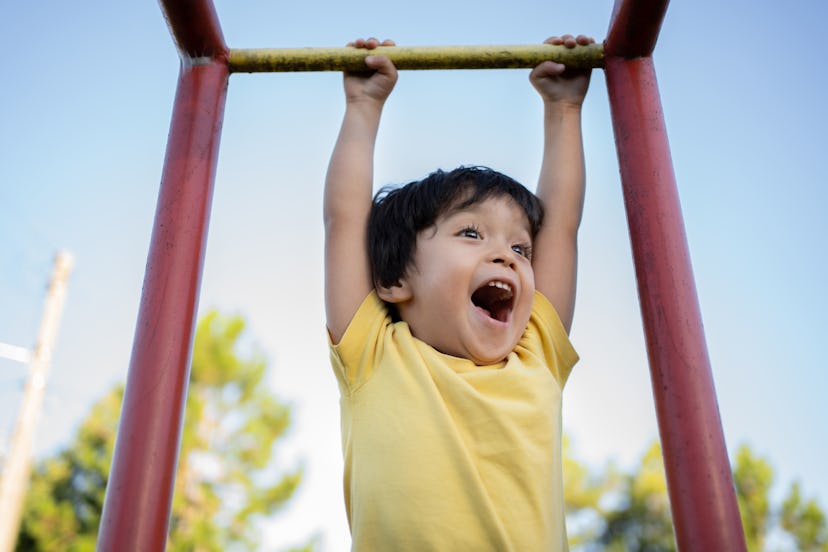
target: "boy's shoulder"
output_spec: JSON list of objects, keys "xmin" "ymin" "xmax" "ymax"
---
[{"xmin": 522, "ymin": 290, "xmax": 579, "ymax": 383}]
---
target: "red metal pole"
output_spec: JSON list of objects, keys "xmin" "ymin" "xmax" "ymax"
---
[
  {"xmin": 604, "ymin": 0, "xmax": 746, "ymax": 547},
  {"xmin": 605, "ymin": 0, "xmax": 669, "ymax": 58},
  {"xmin": 604, "ymin": 55, "xmax": 746, "ymax": 550},
  {"xmin": 160, "ymin": 0, "xmax": 227, "ymax": 59},
  {"xmin": 97, "ymin": 1, "xmax": 228, "ymax": 550}
]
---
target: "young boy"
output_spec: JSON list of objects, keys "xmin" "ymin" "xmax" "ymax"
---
[{"xmin": 325, "ymin": 35, "xmax": 592, "ymax": 550}]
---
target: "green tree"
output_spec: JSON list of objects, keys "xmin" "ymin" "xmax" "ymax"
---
[
  {"xmin": 597, "ymin": 441, "xmax": 675, "ymax": 552},
  {"xmin": 733, "ymin": 444, "xmax": 774, "ymax": 551},
  {"xmin": 563, "ymin": 439, "xmax": 674, "ymax": 551},
  {"xmin": 16, "ymin": 310, "xmax": 311, "ymax": 551},
  {"xmin": 781, "ymin": 482, "xmax": 828, "ymax": 551},
  {"xmin": 564, "ymin": 438, "xmax": 828, "ymax": 552},
  {"xmin": 14, "ymin": 387, "xmax": 121, "ymax": 552},
  {"xmin": 563, "ymin": 435, "xmax": 610, "ymax": 514},
  {"xmin": 563, "ymin": 435, "xmax": 618, "ymax": 548}
]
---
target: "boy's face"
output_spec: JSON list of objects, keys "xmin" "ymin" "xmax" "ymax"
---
[{"xmin": 381, "ymin": 196, "xmax": 535, "ymax": 365}]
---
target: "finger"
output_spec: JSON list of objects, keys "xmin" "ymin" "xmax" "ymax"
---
[
  {"xmin": 576, "ymin": 34, "xmax": 594, "ymax": 45},
  {"xmin": 364, "ymin": 55, "xmax": 397, "ymax": 75},
  {"xmin": 363, "ymin": 55, "xmax": 383, "ymax": 69},
  {"xmin": 531, "ymin": 60, "xmax": 565, "ymax": 79},
  {"xmin": 380, "ymin": 39, "xmax": 396, "ymax": 47},
  {"xmin": 562, "ymin": 34, "xmax": 577, "ymax": 48},
  {"xmin": 544, "ymin": 36, "xmax": 564, "ymax": 46},
  {"xmin": 365, "ymin": 37, "xmax": 380, "ymax": 49}
]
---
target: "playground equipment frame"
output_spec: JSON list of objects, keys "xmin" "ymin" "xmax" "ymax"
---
[{"xmin": 96, "ymin": 0, "xmax": 747, "ymax": 550}]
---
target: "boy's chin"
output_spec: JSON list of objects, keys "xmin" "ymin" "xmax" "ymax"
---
[
  {"xmin": 465, "ymin": 340, "xmax": 520, "ymax": 365},
  {"xmin": 471, "ymin": 353, "xmax": 509, "ymax": 365},
  {"xmin": 431, "ymin": 340, "xmax": 510, "ymax": 365}
]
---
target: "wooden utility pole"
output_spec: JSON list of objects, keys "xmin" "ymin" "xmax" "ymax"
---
[{"xmin": 0, "ymin": 251, "xmax": 74, "ymax": 552}]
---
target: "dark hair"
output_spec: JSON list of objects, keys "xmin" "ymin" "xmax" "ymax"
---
[{"xmin": 368, "ymin": 166, "xmax": 544, "ymax": 289}]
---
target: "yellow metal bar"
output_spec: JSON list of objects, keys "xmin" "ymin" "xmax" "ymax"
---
[{"xmin": 229, "ymin": 43, "xmax": 604, "ymax": 73}]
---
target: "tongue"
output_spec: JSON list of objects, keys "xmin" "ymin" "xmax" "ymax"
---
[
  {"xmin": 490, "ymin": 297, "xmax": 512, "ymax": 322},
  {"xmin": 472, "ymin": 285, "xmax": 512, "ymax": 322}
]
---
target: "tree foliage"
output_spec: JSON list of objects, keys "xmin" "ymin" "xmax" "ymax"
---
[
  {"xmin": 734, "ymin": 444, "xmax": 774, "ymax": 550},
  {"xmin": 597, "ymin": 442, "xmax": 674, "ymax": 551},
  {"xmin": 16, "ymin": 310, "xmax": 310, "ymax": 551},
  {"xmin": 14, "ymin": 388, "xmax": 120, "ymax": 552},
  {"xmin": 564, "ymin": 439, "xmax": 828, "ymax": 552},
  {"xmin": 781, "ymin": 482, "xmax": 828, "ymax": 551}
]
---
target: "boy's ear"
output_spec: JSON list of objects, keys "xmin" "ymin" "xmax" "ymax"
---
[{"xmin": 376, "ymin": 279, "xmax": 412, "ymax": 304}]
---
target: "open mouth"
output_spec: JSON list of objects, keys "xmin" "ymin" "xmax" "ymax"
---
[{"xmin": 471, "ymin": 280, "xmax": 514, "ymax": 323}]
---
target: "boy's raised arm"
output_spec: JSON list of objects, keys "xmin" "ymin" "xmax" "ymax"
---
[
  {"xmin": 324, "ymin": 38, "xmax": 398, "ymax": 343},
  {"xmin": 529, "ymin": 35, "xmax": 593, "ymax": 334}
]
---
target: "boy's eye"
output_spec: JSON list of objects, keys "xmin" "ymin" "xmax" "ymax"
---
[
  {"xmin": 512, "ymin": 244, "xmax": 532, "ymax": 258},
  {"xmin": 459, "ymin": 226, "xmax": 481, "ymax": 239}
]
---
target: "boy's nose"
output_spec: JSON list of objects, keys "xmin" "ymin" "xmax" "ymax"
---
[{"xmin": 491, "ymin": 251, "xmax": 516, "ymax": 268}]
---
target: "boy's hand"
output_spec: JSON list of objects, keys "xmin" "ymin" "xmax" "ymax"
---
[
  {"xmin": 530, "ymin": 35, "xmax": 594, "ymax": 107},
  {"xmin": 344, "ymin": 38, "xmax": 398, "ymax": 105}
]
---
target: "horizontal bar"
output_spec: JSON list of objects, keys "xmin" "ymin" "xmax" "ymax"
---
[{"xmin": 229, "ymin": 43, "xmax": 604, "ymax": 73}]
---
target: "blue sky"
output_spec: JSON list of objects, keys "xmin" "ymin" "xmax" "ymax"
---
[{"xmin": 1, "ymin": 0, "xmax": 826, "ymax": 549}]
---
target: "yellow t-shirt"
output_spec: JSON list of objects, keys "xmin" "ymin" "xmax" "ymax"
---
[{"xmin": 329, "ymin": 290, "xmax": 578, "ymax": 551}]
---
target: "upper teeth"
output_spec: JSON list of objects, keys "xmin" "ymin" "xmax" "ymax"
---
[{"xmin": 488, "ymin": 281, "xmax": 512, "ymax": 292}]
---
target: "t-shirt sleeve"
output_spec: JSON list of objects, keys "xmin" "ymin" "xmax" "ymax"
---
[
  {"xmin": 520, "ymin": 290, "xmax": 579, "ymax": 387},
  {"xmin": 328, "ymin": 291, "xmax": 389, "ymax": 394}
]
